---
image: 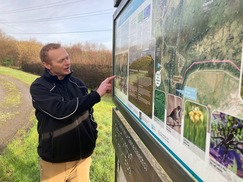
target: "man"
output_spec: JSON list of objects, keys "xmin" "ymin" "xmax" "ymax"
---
[{"xmin": 30, "ymin": 43, "xmax": 116, "ymax": 182}]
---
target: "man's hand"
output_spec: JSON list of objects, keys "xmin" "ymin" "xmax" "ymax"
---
[{"xmin": 96, "ymin": 75, "xmax": 116, "ymax": 97}]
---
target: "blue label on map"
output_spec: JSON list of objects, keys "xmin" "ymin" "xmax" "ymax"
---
[{"xmin": 177, "ymin": 86, "xmax": 197, "ymax": 101}]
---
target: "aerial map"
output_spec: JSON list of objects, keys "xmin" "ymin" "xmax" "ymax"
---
[{"xmin": 114, "ymin": 0, "xmax": 243, "ymax": 181}]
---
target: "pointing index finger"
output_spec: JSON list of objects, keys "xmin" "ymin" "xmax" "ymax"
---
[{"xmin": 107, "ymin": 75, "xmax": 116, "ymax": 83}]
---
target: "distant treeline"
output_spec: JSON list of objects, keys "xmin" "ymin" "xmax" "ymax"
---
[{"xmin": 0, "ymin": 30, "xmax": 112, "ymax": 89}]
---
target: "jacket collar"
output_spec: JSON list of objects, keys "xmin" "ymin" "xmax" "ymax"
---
[{"xmin": 43, "ymin": 69, "xmax": 73, "ymax": 83}]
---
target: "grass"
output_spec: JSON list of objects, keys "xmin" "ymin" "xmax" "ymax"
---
[
  {"xmin": 0, "ymin": 66, "xmax": 115, "ymax": 182},
  {"xmin": 0, "ymin": 116, "xmax": 39, "ymax": 182},
  {"xmin": 91, "ymin": 95, "xmax": 115, "ymax": 182},
  {"xmin": 0, "ymin": 78, "xmax": 21, "ymax": 106},
  {"xmin": 0, "ymin": 66, "xmax": 36, "ymax": 85},
  {"xmin": 0, "ymin": 77, "xmax": 21, "ymax": 125}
]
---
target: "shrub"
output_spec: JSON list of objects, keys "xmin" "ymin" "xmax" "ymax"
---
[{"xmin": 72, "ymin": 63, "xmax": 112, "ymax": 89}]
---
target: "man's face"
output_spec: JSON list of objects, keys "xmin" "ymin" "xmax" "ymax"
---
[{"xmin": 43, "ymin": 47, "xmax": 71, "ymax": 80}]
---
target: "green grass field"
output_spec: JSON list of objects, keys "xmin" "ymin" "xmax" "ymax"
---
[{"xmin": 0, "ymin": 66, "xmax": 115, "ymax": 182}]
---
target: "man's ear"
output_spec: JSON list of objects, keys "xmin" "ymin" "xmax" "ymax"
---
[{"xmin": 42, "ymin": 61, "xmax": 51, "ymax": 70}]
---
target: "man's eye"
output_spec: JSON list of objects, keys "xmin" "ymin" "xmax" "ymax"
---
[{"xmin": 58, "ymin": 60, "xmax": 64, "ymax": 63}]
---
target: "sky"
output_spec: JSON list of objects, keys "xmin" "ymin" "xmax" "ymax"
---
[{"xmin": 0, "ymin": 0, "xmax": 117, "ymax": 49}]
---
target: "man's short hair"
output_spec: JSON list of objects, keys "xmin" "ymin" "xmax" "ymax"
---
[{"xmin": 40, "ymin": 43, "xmax": 61, "ymax": 63}]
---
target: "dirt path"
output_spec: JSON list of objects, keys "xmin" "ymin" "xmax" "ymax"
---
[{"xmin": 0, "ymin": 75, "xmax": 34, "ymax": 152}]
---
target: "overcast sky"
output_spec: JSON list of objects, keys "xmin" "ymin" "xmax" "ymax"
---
[{"xmin": 0, "ymin": 0, "xmax": 116, "ymax": 49}]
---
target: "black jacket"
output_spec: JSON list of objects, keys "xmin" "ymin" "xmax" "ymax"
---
[{"xmin": 30, "ymin": 69, "xmax": 101, "ymax": 163}]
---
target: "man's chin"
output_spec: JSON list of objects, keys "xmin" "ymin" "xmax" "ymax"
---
[{"xmin": 64, "ymin": 70, "xmax": 71, "ymax": 75}]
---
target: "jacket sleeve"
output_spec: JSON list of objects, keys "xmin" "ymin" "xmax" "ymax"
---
[{"xmin": 30, "ymin": 79, "xmax": 101, "ymax": 121}]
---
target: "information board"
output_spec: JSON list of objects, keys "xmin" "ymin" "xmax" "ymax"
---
[
  {"xmin": 112, "ymin": 108, "xmax": 171, "ymax": 181},
  {"xmin": 113, "ymin": 0, "xmax": 243, "ymax": 181}
]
